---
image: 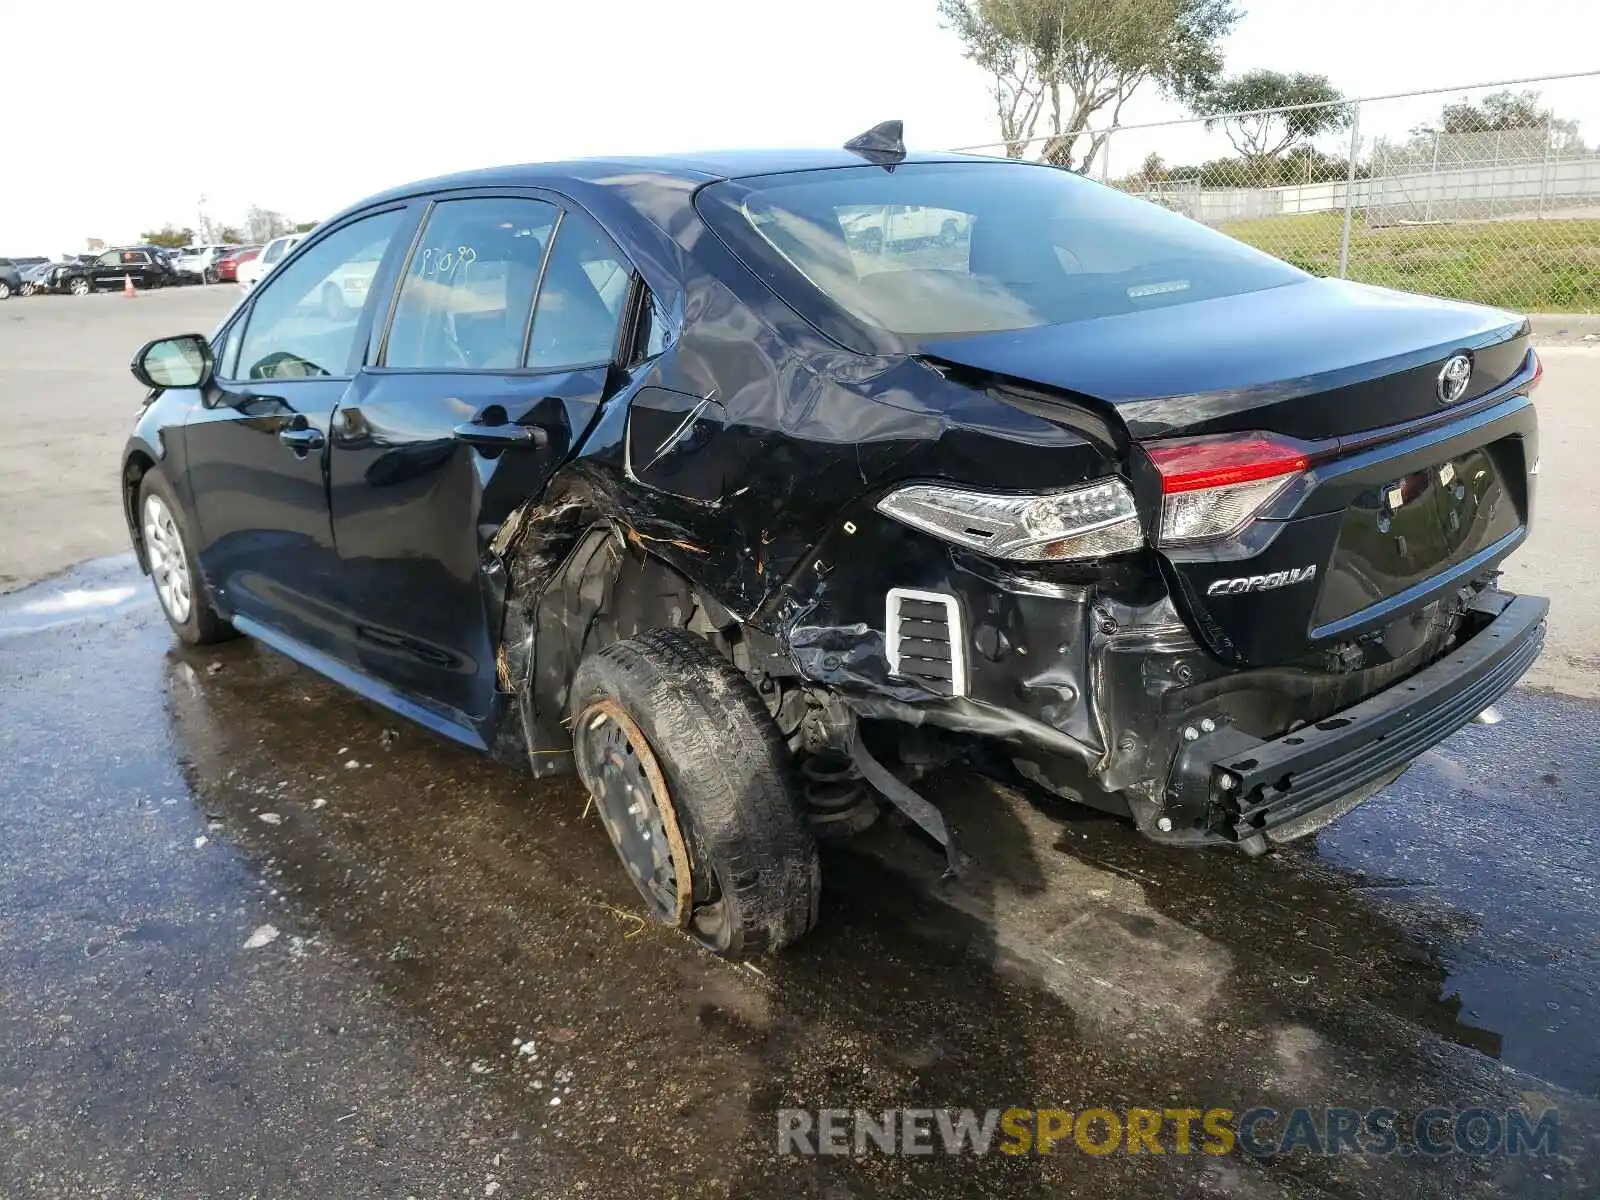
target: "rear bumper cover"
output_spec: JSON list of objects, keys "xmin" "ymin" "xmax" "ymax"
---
[{"xmin": 1165, "ymin": 591, "xmax": 1548, "ymax": 847}]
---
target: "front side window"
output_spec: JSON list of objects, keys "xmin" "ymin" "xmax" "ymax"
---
[
  {"xmin": 524, "ymin": 210, "xmax": 629, "ymax": 370},
  {"xmin": 96, "ymin": 251, "xmax": 120, "ymax": 267},
  {"xmin": 385, "ymin": 197, "xmax": 557, "ymax": 370},
  {"xmin": 234, "ymin": 209, "xmax": 403, "ymax": 381},
  {"xmin": 700, "ymin": 162, "xmax": 1306, "ymax": 342}
]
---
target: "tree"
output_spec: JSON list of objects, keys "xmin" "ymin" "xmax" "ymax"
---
[
  {"xmin": 1427, "ymin": 89, "xmax": 1583, "ymax": 151},
  {"xmin": 941, "ymin": 0, "xmax": 1238, "ymax": 171},
  {"xmin": 293, "ymin": 220, "xmax": 320, "ymax": 233},
  {"xmin": 216, "ymin": 225, "xmax": 245, "ymax": 244},
  {"xmin": 246, "ymin": 205, "xmax": 293, "ymax": 243},
  {"xmin": 1201, "ymin": 70, "xmax": 1350, "ymax": 167},
  {"xmin": 140, "ymin": 224, "xmax": 195, "ymax": 248}
]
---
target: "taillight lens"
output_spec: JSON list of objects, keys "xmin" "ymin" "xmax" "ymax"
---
[
  {"xmin": 1528, "ymin": 349, "xmax": 1544, "ymax": 393},
  {"xmin": 876, "ymin": 479, "xmax": 1143, "ymax": 561},
  {"xmin": 1146, "ymin": 433, "xmax": 1310, "ymax": 546}
]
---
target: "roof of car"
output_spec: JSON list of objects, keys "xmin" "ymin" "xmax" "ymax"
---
[{"xmin": 355, "ymin": 148, "xmax": 994, "ymax": 205}]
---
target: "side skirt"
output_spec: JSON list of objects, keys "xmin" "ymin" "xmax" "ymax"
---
[{"xmin": 230, "ymin": 614, "xmax": 491, "ymax": 754}]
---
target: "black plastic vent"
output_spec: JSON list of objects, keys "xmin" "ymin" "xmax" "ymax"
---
[{"xmin": 886, "ymin": 589, "xmax": 965, "ymax": 698}]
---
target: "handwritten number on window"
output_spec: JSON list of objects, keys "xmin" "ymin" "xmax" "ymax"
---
[{"xmin": 416, "ymin": 245, "xmax": 477, "ymax": 279}]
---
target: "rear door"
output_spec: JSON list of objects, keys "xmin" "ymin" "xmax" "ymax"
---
[
  {"xmin": 184, "ymin": 206, "xmax": 414, "ymax": 661},
  {"xmin": 329, "ymin": 195, "xmax": 634, "ymax": 730},
  {"xmin": 90, "ymin": 249, "xmax": 127, "ymax": 288}
]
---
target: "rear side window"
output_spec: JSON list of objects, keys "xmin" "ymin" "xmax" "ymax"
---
[
  {"xmin": 524, "ymin": 210, "xmax": 629, "ymax": 370},
  {"xmin": 235, "ymin": 210, "xmax": 403, "ymax": 380},
  {"xmin": 384, "ymin": 197, "xmax": 557, "ymax": 371},
  {"xmin": 700, "ymin": 162, "xmax": 1304, "ymax": 343},
  {"xmin": 262, "ymin": 238, "xmax": 287, "ymax": 265}
]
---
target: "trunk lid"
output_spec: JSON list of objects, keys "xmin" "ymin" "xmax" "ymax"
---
[
  {"xmin": 921, "ymin": 279, "xmax": 1538, "ymax": 668},
  {"xmin": 919, "ymin": 278, "xmax": 1529, "ymax": 441}
]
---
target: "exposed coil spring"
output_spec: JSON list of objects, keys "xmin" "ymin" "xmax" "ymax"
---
[{"xmin": 800, "ymin": 753, "xmax": 878, "ymax": 837}]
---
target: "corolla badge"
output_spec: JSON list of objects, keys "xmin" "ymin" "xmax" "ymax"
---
[
  {"xmin": 1437, "ymin": 354, "xmax": 1472, "ymax": 405},
  {"xmin": 1206, "ymin": 565, "xmax": 1318, "ymax": 596}
]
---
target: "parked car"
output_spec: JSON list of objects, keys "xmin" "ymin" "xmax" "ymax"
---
[
  {"xmin": 236, "ymin": 233, "xmax": 303, "ymax": 292},
  {"xmin": 120, "ymin": 130, "xmax": 1548, "ymax": 959},
  {"xmin": 173, "ymin": 244, "xmax": 238, "ymax": 283},
  {"xmin": 213, "ymin": 246, "xmax": 261, "ymax": 283},
  {"xmin": 0, "ymin": 259, "xmax": 23, "ymax": 300},
  {"xmin": 840, "ymin": 203, "xmax": 969, "ymax": 253},
  {"xmin": 61, "ymin": 246, "xmax": 175, "ymax": 294},
  {"xmin": 17, "ymin": 260, "xmax": 60, "ymax": 296}
]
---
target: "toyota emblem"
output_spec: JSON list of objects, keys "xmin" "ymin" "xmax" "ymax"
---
[{"xmin": 1437, "ymin": 354, "xmax": 1472, "ymax": 405}]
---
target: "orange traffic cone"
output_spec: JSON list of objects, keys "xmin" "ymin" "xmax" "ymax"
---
[{"xmin": 123, "ymin": 273, "xmax": 136, "ymax": 298}]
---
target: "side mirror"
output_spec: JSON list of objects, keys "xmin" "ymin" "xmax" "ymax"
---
[{"xmin": 131, "ymin": 333, "xmax": 213, "ymax": 391}]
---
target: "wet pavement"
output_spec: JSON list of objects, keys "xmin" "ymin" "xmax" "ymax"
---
[{"xmin": 1, "ymin": 556, "xmax": 1597, "ymax": 1198}]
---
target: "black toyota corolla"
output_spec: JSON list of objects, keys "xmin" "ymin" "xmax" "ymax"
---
[{"xmin": 122, "ymin": 126, "xmax": 1547, "ymax": 957}]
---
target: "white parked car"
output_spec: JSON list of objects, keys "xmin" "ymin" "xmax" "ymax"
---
[
  {"xmin": 173, "ymin": 245, "xmax": 239, "ymax": 283},
  {"xmin": 839, "ymin": 204, "xmax": 970, "ymax": 253},
  {"xmin": 236, "ymin": 233, "xmax": 305, "ymax": 294}
]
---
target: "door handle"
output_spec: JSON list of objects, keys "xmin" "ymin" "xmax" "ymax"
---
[
  {"xmin": 452, "ymin": 420, "xmax": 549, "ymax": 451},
  {"xmin": 279, "ymin": 425, "xmax": 325, "ymax": 453}
]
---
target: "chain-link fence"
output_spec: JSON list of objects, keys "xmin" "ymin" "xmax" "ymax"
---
[{"xmin": 961, "ymin": 71, "xmax": 1600, "ymax": 313}]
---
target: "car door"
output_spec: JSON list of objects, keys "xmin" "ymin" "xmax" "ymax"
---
[
  {"xmin": 128, "ymin": 249, "xmax": 160, "ymax": 286},
  {"xmin": 90, "ymin": 249, "xmax": 125, "ymax": 288},
  {"xmin": 183, "ymin": 206, "xmax": 414, "ymax": 663},
  {"xmin": 329, "ymin": 195, "xmax": 634, "ymax": 731}
]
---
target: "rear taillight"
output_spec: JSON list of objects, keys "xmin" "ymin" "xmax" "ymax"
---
[
  {"xmin": 1528, "ymin": 349, "xmax": 1544, "ymax": 393},
  {"xmin": 1146, "ymin": 433, "xmax": 1311, "ymax": 547}
]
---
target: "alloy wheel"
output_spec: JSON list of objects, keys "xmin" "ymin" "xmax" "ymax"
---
[{"xmin": 142, "ymin": 494, "xmax": 193, "ymax": 624}]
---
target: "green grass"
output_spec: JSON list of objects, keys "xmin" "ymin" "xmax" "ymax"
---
[{"xmin": 1219, "ymin": 212, "xmax": 1600, "ymax": 312}]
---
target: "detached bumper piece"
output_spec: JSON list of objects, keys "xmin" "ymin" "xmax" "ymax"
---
[{"xmin": 1168, "ymin": 592, "xmax": 1548, "ymax": 851}]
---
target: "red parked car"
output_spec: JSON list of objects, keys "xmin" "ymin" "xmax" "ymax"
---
[{"xmin": 212, "ymin": 246, "xmax": 261, "ymax": 283}]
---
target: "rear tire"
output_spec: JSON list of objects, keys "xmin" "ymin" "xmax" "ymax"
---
[
  {"xmin": 136, "ymin": 469, "xmax": 237, "ymax": 646},
  {"xmin": 569, "ymin": 628, "xmax": 820, "ymax": 959},
  {"xmin": 0, "ymin": 280, "xmax": 11, "ymax": 300}
]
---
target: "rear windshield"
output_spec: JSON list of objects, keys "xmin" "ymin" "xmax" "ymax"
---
[{"xmin": 699, "ymin": 162, "xmax": 1304, "ymax": 343}]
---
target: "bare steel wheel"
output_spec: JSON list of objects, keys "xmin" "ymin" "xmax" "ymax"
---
[
  {"xmin": 135, "ymin": 469, "xmax": 236, "ymax": 645},
  {"xmin": 573, "ymin": 699, "xmax": 693, "ymax": 927},
  {"xmin": 143, "ymin": 493, "xmax": 192, "ymax": 624},
  {"xmin": 568, "ymin": 628, "xmax": 820, "ymax": 959}
]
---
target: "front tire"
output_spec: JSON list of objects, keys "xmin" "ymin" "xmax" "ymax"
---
[
  {"xmin": 569, "ymin": 628, "xmax": 820, "ymax": 959},
  {"xmin": 137, "ymin": 469, "xmax": 236, "ymax": 645},
  {"xmin": 70, "ymin": 277, "xmax": 91, "ymax": 296},
  {"xmin": 0, "ymin": 280, "xmax": 11, "ymax": 300}
]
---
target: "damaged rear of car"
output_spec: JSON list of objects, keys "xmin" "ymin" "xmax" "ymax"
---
[
  {"xmin": 689, "ymin": 154, "xmax": 1545, "ymax": 859},
  {"xmin": 122, "ymin": 137, "xmax": 1547, "ymax": 960}
]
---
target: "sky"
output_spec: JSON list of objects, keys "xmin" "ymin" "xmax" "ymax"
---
[{"xmin": 3, "ymin": 0, "xmax": 1597, "ymax": 254}]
